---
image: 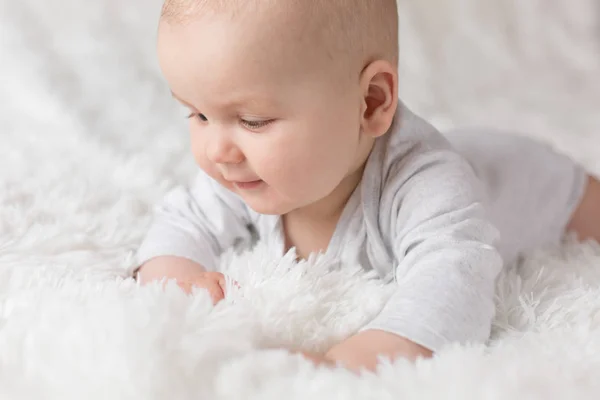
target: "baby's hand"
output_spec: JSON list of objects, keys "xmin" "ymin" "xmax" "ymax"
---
[
  {"xmin": 295, "ymin": 351, "xmax": 337, "ymax": 368},
  {"xmin": 177, "ymin": 272, "xmax": 234, "ymax": 304}
]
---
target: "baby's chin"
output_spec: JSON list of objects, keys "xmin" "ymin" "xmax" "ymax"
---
[
  {"xmin": 240, "ymin": 196, "xmax": 295, "ymax": 216},
  {"xmin": 232, "ymin": 188, "xmax": 299, "ymax": 216}
]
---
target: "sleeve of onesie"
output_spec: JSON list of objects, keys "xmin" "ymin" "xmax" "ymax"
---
[
  {"xmin": 361, "ymin": 147, "xmax": 503, "ymax": 353},
  {"xmin": 133, "ymin": 170, "xmax": 254, "ymax": 273}
]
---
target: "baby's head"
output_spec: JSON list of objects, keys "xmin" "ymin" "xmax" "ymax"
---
[{"xmin": 158, "ymin": 0, "xmax": 399, "ymax": 216}]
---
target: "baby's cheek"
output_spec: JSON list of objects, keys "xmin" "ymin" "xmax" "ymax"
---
[
  {"xmin": 190, "ymin": 133, "xmax": 204, "ymax": 160},
  {"xmin": 280, "ymin": 163, "xmax": 324, "ymax": 199},
  {"xmin": 192, "ymin": 149, "xmax": 210, "ymax": 172},
  {"xmin": 190, "ymin": 136, "xmax": 211, "ymax": 168},
  {"xmin": 190, "ymin": 142, "xmax": 221, "ymax": 183}
]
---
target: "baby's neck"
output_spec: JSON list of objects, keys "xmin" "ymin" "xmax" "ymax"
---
[{"xmin": 281, "ymin": 163, "xmax": 365, "ymax": 259}]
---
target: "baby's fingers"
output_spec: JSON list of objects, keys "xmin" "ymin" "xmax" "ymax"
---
[
  {"xmin": 205, "ymin": 280, "xmax": 225, "ymax": 304},
  {"xmin": 175, "ymin": 280, "xmax": 195, "ymax": 295},
  {"xmin": 217, "ymin": 275, "xmax": 241, "ymax": 294},
  {"xmin": 177, "ymin": 279, "xmax": 224, "ymax": 304}
]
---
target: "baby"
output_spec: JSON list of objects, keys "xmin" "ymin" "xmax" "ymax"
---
[{"xmin": 135, "ymin": 0, "xmax": 600, "ymax": 371}]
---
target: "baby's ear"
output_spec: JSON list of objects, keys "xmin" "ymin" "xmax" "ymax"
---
[{"xmin": 359, "ymin": 60, "xmax": 398, "ymax": 138}]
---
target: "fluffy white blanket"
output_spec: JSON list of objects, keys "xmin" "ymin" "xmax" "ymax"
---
[{"xmin": 1, "ymin": 0, "xmax": 599, "ymax": 398}]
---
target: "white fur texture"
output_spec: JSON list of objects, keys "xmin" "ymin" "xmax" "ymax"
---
[{"xmin": 1, "ymin": 0, "xmax": 599, "ymax": 398}]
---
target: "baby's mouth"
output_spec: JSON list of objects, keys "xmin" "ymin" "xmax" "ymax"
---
[{"xmin": 233, "ymin": 180, "xmax": 264, "ymax": 190}]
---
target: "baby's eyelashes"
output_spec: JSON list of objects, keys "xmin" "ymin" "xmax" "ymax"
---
[
  {"xmin": 187, "ymin": 112, "xmax": 208, "ymax": 122},
  {"xmin": 240, "ymin": 119, "xmax": 274, "ymax": 130},
  {"xmin": 183, "ymin": 111, "xmax": 274, "ymax": 131}
]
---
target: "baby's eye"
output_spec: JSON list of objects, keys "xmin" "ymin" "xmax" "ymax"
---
[
  {"xmin": 240, "ymin": 119, "xmax": 273, "ymax": 130},
  {"xmin": 187, "ymin": 113, "xmax": 208, "ymax": 122}
]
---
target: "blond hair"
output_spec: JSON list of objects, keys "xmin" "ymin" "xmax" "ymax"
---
[{"xmin": 160, "ymin": 0, "xmax": 399, "ymax": 68}]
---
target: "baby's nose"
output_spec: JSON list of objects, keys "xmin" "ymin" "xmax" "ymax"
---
[{"xmin": 206, "ymin": 134, "xmax": 244, "ymax": 165}]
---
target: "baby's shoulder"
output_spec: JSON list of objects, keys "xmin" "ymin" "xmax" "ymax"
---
[
  {"xmin": 369, "ymin": 104, "xmax": 484, "ymax": 213},
  {"xmin": 377, "ymin": 103, "xmax": 474, "ymax": 182}
]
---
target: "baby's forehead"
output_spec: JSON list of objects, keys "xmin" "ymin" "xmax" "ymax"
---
[{"xmin": 158, "ymin": 20, "xmax": 338, "ymax": 107}]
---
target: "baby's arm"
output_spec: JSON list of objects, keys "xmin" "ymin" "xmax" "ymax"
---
[
  {"xmin": 327, "ymin": 148, "xmax": 503, "ymax": 371},
  {"xmin": 138, "ymin": 256, "xmax": 229, "ymax": 303},
  {"xmin": 134, "ymin": 170, "xmax": 253, "ymax": 293}
]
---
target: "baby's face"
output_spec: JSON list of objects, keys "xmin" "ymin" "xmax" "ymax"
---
[{"xmin": 158, "ymin": 14, "xmax": 369, "ymax": 215}]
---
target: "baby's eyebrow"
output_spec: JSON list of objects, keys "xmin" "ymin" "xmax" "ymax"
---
[
  {"xmin": 170, "ymin": 90, "xmax": 278, "ymax": 112},
  {"xmin": 170, "ymin": 91, "xmax": 193, "ymax": 107}
]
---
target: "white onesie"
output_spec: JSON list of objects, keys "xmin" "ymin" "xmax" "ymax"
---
[{"xmin": 134, "ymin": 101, "xmax": 587, "ymax": 352}]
